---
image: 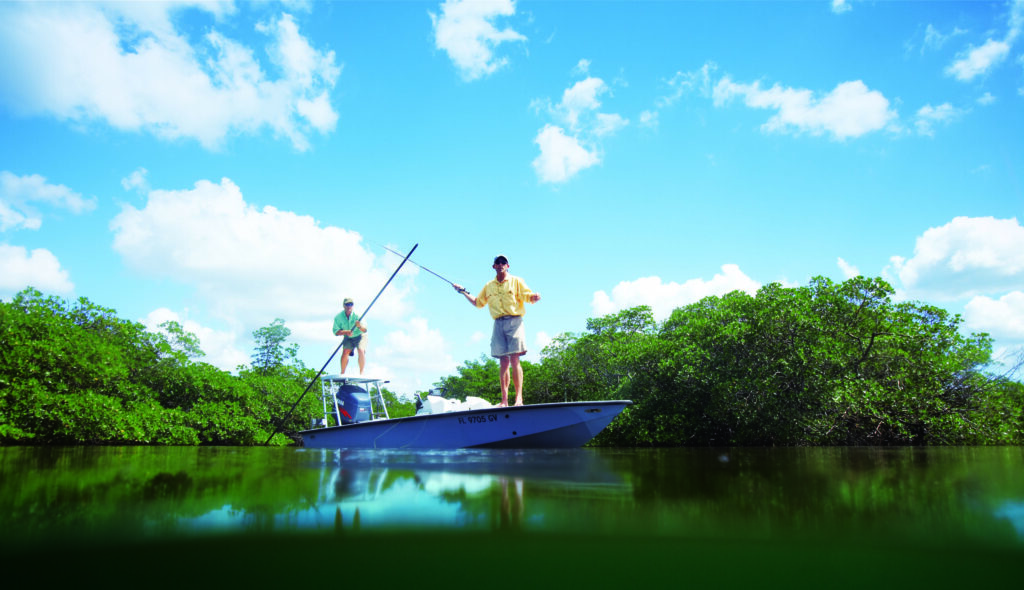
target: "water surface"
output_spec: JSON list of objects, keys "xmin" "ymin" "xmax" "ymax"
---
[{"xmin": 2, "ymin": 446, "xmax": 1021, "ymax": 585}]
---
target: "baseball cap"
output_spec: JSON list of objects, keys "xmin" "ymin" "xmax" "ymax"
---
[{"xmin": 493, "ymin": 255, "xmax": 509, "ymax": 265}]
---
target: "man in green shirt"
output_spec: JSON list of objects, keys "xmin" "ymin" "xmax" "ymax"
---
[{"xmin": 333, "ymin": 297, "xmax": 367, "ymax": 374}]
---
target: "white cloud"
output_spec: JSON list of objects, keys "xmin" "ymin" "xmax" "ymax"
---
[
  {"xmin": 143, "ymin": 307, "xmax": 248, "ymax": 370},
  {"xmin": 922, "ymin": 24, "xmax": 967, "ymax": 53},
  {"xmin": 0, "ymin": 171, "xmax": 96, "ymax": 231},
  {"xmin": 373, "ymin": 317, "xmax": 459, "ymax": 394},
  {"xmin": 831, "ymin": 0, "xmax": 852, "ymax": 15},
  {"xmin": 430, "ymin": 0, "xmax": 526, "ymax": 81},
  {"xmin": 0, "ymin": 4, "xmax": 340, "ymax": 151},
  {"xmin": 837, "ymin": 257, "xmax": 861, "ymax": 279},
  {"xmin": 592, "ymin": 264, "xmax": 761, "ymax": 321},
  {"xmin": 560, "ymin": 77, "xmax": 608, "ymax": 130},
  {"xmin": 945, "ymin": 0, "xmax": 1022, "ymax": 81},
  {"xmin": 109, "ymin": 177, "xmax": 416, "ymax": 330},
  {"xmin": 121, "ymin": 168, "xmax": 150, "ymax": 193},
  {"xmin": 914, "ymin": 102, "xmax": 962, "ymax": 136},
  {"xmin": 535, "ymin": 330, "xmax": 552, "ymax": 352},
  {"xmin": 888, "ymin": 216, "xmax": 1024, "ymax": 300},
  {"xmin": 656, "ymin": 62, "xmax": 717, "ymax": 110},
  {"xmin": 964, "ymin": 292, "xmax": 1024, "ymax": 341},
  {"xmin": 978, "ymin": 92, "xmax": 997, "ymax": 105},
  {"xmin": 593, "ymin": 113, "xmax": 629, "ymax": 137},
  {"xmin": 946, "ymin": 39, "xmax": 1012, "ymax": 81},
  {"xmin": 639, "ymin": 109, "xmax": 658, "ymax": 128},
  {"xmin": 0, "ymin": 243, "xmax": 74, "ymax": 296},
  {"xmin": 532, "ymin": 69, "xmax": 628, "ymax": 184},
  {"xmin": 107, "ymin": 177, "xmax": 465, "ymax": 386},
  {"xmin": 713, "ymin": 77, "xmax": 898, "ymax": 140},
  {"xmin": 532, "ymin": 124, "xmax": 600, "ymax": 184}
]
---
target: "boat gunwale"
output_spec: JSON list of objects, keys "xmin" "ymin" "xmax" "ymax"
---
[{"xmin": 298, "ymin": 399, "xmax": 633, "ymax": 436}]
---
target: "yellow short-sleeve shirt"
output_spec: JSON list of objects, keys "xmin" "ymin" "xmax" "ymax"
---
[{"xmin": 476, "ymin": 275, "xmax": 534, "ymax": 319}]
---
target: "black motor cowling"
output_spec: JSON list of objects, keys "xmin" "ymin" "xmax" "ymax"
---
[{"xmin": 335, "ymin": 384, "xmax": 371, "ymax": 424}]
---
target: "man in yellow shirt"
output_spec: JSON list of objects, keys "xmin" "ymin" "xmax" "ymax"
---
[{"xmin": 453, "ymin": 255, "xmax": 541, "ymax": 407}]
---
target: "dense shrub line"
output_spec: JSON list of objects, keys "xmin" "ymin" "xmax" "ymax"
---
[
  {"xmin": 0, "ymin": 289, "xmax": 319, "ymax": 445},
  {"xmin": 440, "ymin": 277, "xmax": 1023, "ymax": 446}
]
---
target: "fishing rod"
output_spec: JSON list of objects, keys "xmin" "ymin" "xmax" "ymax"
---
[
  {"xmin": 263, "ymin": 243, "xmax": 418, "ymax": 445},
  {"xmin": 374, "ymin": 241, "xmax": 467, "ymax": 294}
]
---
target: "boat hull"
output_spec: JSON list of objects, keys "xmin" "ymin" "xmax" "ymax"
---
[{"xmin": 299, "ymin": 400, "xmax": 632, "ymax": 449}]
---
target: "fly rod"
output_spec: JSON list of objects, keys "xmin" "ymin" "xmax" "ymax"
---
[
  {"xmin": 375, "ymin": 242, "xmax": 467, "ymax": 294},
  {"xmin": 263, "ymin": 243, "xmax": 418, "ymax": 445}
]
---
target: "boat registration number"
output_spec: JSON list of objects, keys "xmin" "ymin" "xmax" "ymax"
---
[{"xmin": 458, "ymin": 414, "xmax": 498, "ymax": 425}]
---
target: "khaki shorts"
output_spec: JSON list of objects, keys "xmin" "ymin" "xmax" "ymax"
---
[
  {"xmin": 491, "ymin": 315, "xmax": 526, "ymax": 358},
  {"xmin": 343, "ymin": 334, "xmax": 367, "ymax": 351}
]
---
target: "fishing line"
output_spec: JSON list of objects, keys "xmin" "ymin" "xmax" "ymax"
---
[
  {"xmin": 263, "ymin": 243, "xmax": 418, "ymax": 445},
  {"xmin": 370, "ymin": 239, "xmax": 468, "ymax": 294}
]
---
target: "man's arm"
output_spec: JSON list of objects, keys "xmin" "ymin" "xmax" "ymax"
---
[{"xmin": 453, "ymin": 283, "xmax": 478, "ymax": 306}]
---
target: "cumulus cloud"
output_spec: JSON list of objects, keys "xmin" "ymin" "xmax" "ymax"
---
[
  {"xmin": 121, "ymin": 168, "xmax": 150, "ymax": 193},
  {"xmin": 0, "ymin": 3, "xmax": 340, "ymax": 151},
  {"xmin": 922, "ymin": 24, "xmax": 967, "ymax": 53},
  {"xmin": 946, "ymin": 39, "xmax": 1012, "ymax": 81},
  {"xmin": 964, "ymin": 292, "xmax": 1024, "ymax": 341},
  {"xmin": 559, "ymin": 77, "xmax": 609, "ymax": 130},
  {"xmin": 107, "ymin": 177, "xmax": 465, "ymax": 389},
  {"xmin": 831, "ymin": 0, "xmax": 852, "ymax": 15},
  {"xmin": 531, "ymin": 68, "xmax": 628, "ymax": 184},
  {"xmin": 592, "ymin": 264, "xmax": 761, "ymax": 321},
  {"xmin": 532, "ymin": 124, "xmax": 600, "ymax": 184},
  {"xmin": 430, "ymin": 0, "xmax": 526, "ymax": 81},
  {"xmin": 914, "ymin": 102, "xmax": 963, "ymax": 136},
  {"xmin": 713, "ymin": 77, "xmax": 898, "ymax": 140},
  {"xmin": 109, "ymin": 177, "xmax": 415, "ymax": 329},
  {"xmin": 0, "ymin": 171, "xmax": 96, "ymax": 231},
  {"xmin": 535, "ymin": 330, "xmax": 552, "ymax": 352},
  {"xmin": 888, "ymin": 216, "xmax": 1024, "ymax": 300},
  {"xmin": 373, "ymin": 317, "xmax": 458, "ymax": 395},
  {"xmin": 143, "ymin": 307, "xmax": 248, "ymax": 370},
  {"xmin": 837, "ymin": 257, "xmax": 861, "ymax": 279},
  {"xmin": 0, "ymin": 243, "xmax": 74, "ymax": 296},
  {"xmin": 945, "ymin": 0, "xmax": 1022, "ymax": 81}
]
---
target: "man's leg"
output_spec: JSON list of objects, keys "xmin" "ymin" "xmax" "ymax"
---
[
  {"xmin": 510, "ymin": 353, "xmax": 524, "ymax": 406},
  {"xmin": 340, "ymin": 348, "xmax": 351, "ymax": 374},
  {"xmin": 356, "ymin": 348, "xmax": 366, "ymax": 374},
  {"xmin": 498, "ymin": 355, "xmax": 511, "ymax": 407}
]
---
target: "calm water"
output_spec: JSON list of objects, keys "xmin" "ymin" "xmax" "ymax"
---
[{"xmin": 2, "ymin": 446, "xmax": 1022, "ymax": 585}]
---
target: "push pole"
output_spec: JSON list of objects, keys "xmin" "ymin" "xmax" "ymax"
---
[{"xmin": 264, "ymin": 243, "xmax": 418, "ymax": 445}]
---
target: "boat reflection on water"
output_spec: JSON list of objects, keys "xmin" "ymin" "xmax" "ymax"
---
[{"xmin": 309, "ymin": 448, "xmax": 630, "ymax": 533}]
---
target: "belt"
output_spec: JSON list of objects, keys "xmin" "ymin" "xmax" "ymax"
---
[{"xmin": 495, "ymin": 315, "xmax": 520, "ymax": 320}]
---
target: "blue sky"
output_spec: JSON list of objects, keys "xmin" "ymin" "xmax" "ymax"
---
[{"xmin": 1, "ymin": 0, "xmax": 1023, "ymax": 396}]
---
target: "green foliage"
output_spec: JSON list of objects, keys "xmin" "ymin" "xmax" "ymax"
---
[
  {"xmin": 381, "ymin": 388, "xmax": 417, "ymax": 418},
  {"xmin": 250, "ymin": 318, "xmax": 300, "ymax": 375},
  {"xmin": 0, "ymin": 288, "xmax": 314, "ymax": 446},
  {"xmin": 5, "ymin": 275, "xmax": 1019, "ymax": 448},
  {"xmin": 440, "ymin": 277, "xmax": 1020, "ymax": 447}
]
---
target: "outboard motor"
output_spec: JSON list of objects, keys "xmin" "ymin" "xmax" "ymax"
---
[{"xmin": 335, "ymin": 384, "xmax": 371, "ymax": 424}]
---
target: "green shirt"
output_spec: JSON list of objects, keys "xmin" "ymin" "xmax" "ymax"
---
[{"xmin": 332, "ymin": 310, "xmax": 364, "ymax": 337}]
